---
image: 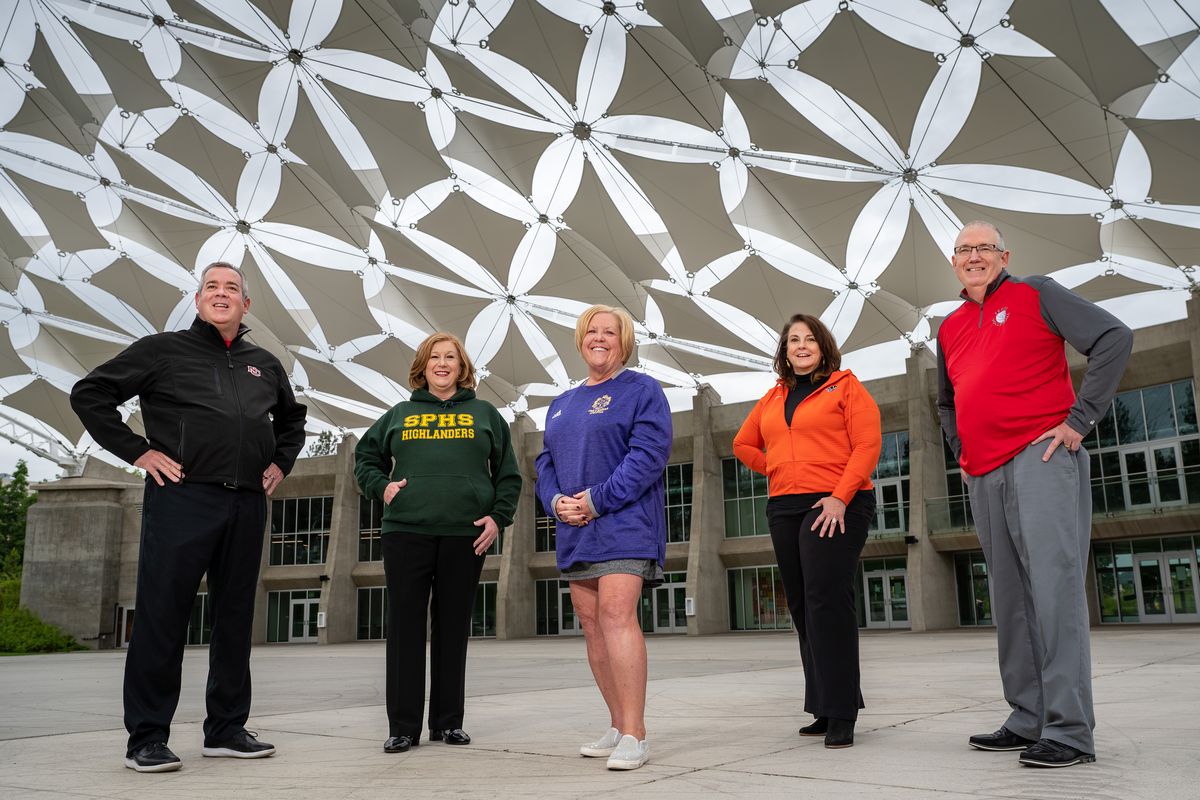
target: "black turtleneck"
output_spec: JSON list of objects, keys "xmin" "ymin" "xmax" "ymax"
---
[{"xmin": 784, "ymin": 371, "xmax": 821, "ymax": 426}]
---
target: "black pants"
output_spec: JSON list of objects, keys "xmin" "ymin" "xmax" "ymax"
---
[
  {"xmin": 382, "ymin": 532, "xmax": 484, "ymax": 738},
  {"xmin": 125, "ymin": 480, "xmax": 266, "ymax": 754},
  {"xmin": 767, "ymin": 490, "xmax": 875, "ymax": 721}
]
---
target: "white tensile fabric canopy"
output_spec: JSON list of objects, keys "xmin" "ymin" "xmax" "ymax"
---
[{"xmin": 0, "ymin": 0, "xmax": 1197, "ymax": 467}]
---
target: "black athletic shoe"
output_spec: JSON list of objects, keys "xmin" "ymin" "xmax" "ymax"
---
[
  {"xmin": 201, "ymin": 730, "xmax": 276, "ymax": 758},
  {"xmin": 1019, "ymin": 738, "xmax": 1096, "ymax": 768},
  {"xmin": 968, "ymin": 726, "xmax": 1037, "ymax": 751},
  {"xmin": 124, "ymin": 742, "xmax": 182, "ymax": 773}
]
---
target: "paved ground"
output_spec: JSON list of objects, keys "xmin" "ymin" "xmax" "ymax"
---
[{"xmin": 1, "ymin": 627, "xmax": 1197, "ymax": 799}]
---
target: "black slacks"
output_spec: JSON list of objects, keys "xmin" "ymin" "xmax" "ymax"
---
[
  {"xmin": 382, "ymin": 532, "xmax": 485, "ymax": 738},
  {"xmin": 125, "ymin": 480, "xmax": 266, "ymax": 753},
  {"xmin": 767, "ymin": 490, "xmax": 875, "ymax": 721}
]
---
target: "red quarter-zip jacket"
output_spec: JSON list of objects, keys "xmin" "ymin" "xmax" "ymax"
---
[
  {"xmin": 936, "ymin": 271, "xmax": 1132, "ymax": 476},
  {"xmin": 733, "ymin": 369, "xmax": 882, "ymax": 504}
]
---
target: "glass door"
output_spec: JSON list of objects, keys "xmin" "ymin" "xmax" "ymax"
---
[
  {"xmin": 1121, "ymin": 444, "xmax": 1185, "ymax": 509},
  {"xmin": 651, "ymin": 585, "xmax": 687, "ymax": 633},
  {"xmin": 863, "ymin": 569, "xmax": 910, "ymax": 629},
  {"xmin": 873, "ymin": 480, "xmax": 905, "ymax": 533},
  {"xmin": 864, "ymin": 572, "xmax": 888, "ymax": 628},
  {"xmin": 1163, "ymin": 552, "xmax": 1200, "ymax": 623},
  {"xmin": 1121, "ymin": 449, "xmax": 1154, "ymax": 508},
  {"xmin": 559, "ymin": 584, "xmax": 581, "ymax": 635},
  {"xmin": 290, "ymin": 597, "xmax": 319, "ymax": 642}
]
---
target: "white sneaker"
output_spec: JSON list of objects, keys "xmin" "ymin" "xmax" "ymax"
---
[
  {"xmin": 606, "ymin": 734, "xmax": 649, "ymax": 770},
  {"xmin": 580, "ymin": 726, "xmax": 621, "ymax": 757}
]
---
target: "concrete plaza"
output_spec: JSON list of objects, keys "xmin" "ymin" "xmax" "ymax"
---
[{"xmin": 1, "ymin": 627, "xmax": 1197, "ymax": 799}]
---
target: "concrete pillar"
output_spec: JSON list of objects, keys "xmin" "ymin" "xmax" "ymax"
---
[
  {"xmin": 497, "ymin": 414, "xmax": 537, "ymax": 639},
  {"xmin": 685, "ymin": 384, "xmax": 726, "ymax": 635},
  {"xmin": 1186, "ymin": 295, "xmax": 1200, "ymax": 393},
  {"xmin": 20, "ymin": 458, "xmax": 139, "ymax": 649},
  {"xmin": 903, "ymin": 347, "xmax": 960, "ymax": 631},
  {"xmin": 319, "ymin": 434, "xmax": 360, "ymax": 644}
]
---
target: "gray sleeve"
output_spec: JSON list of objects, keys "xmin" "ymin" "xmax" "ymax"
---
[
  {"xmin": 1030, "ymin": 276, "xmax": 1134, "ymax": 436},
  {"xmin": 935, "ymin": 344, "xmax": 962, "ymax": 463}
]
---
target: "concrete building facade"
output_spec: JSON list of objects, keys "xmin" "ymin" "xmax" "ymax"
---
[{"xmin": 23, "ymin": 301, "xmax": 1200, "ymax": 648}]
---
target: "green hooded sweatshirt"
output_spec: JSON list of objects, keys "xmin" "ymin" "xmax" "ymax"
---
[{"xmin": 354, "ymin": 388, "xmax": 521, "ymax": 536}]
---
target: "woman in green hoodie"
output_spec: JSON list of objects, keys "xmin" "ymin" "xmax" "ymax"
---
[{"xmin": 355, "ymin": 332, "xmax": 521, "ymax": 755}]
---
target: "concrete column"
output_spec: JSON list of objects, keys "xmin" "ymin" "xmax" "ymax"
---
[
  {"xmin": 1187, "ymin": 295, "xmax": 1200, "ymax": 391},
  {"xmin": 497, "ymin": 414, "xmax": 537, "ymax": 639},
  {"xmin": 319, "ymin": 435, "xmax": 360, "ymax": 644},
  {"xmin": 903, "ymin": 347, "xmax": 960, "ymax": 631},
  {"xmin": 20, "ymin": 458, "xmax": 139, "ymax": 649},
  {"xmin": 685, "ymin": 384, "xmax": 726, "ymax": 635}
]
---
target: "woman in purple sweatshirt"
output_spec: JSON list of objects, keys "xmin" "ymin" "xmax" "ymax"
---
[{"xmin": 535, "ymin": 305, "xmax": 672, "ymax": 772}]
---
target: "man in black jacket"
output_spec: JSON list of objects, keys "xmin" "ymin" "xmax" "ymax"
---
[{"xmin": 71, "ymin": 262, "xmax": 307, "ymax": 773}]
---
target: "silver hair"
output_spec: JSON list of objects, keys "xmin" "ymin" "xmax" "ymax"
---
[
  {"xmin": 959, "ymin": 220, "xmax": 1006, "ymax": 251},
  {"xmin": 198, "ymin": 262, "xmax": 249, "ymax": 300}
]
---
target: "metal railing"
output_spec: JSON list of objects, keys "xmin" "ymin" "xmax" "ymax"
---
[
  {"xmin": 927, "ymin": 467, "xmax": 1200, "ymax": 533},
  {"xmin": 867, "ymin": 500, "xmax": 909, "ymax": 539}
]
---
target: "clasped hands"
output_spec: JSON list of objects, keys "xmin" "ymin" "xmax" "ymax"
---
[{"xmin": 555, "ymin": 493, "xmax": 593, "ymax": 527}]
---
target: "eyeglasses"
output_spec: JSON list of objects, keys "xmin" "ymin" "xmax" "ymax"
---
[{"xmin": 953, "ymin": 243, "xmax": 1004, "ymax": 256}]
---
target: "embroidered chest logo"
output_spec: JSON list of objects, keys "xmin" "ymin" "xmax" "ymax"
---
[
  {"xmin": 551, "ymin": 409, "xmax": 562, "ymax": 419},
  {"xmin": 246, "ymin": 365, "xmax": 261, "ymax": 377},
  {"xmin": 588, "ymin": 395, "xmax": 612, "ymax": 415},
  {"xmin": 993, "ymin": 307, "xmax": 1009, "ymax": 326},
  {"xmin": 825, "ymin": 384, "xmax": 838, "ymax": 392}
]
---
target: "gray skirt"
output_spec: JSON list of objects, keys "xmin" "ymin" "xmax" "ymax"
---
[{"xmin": 562, "ymin": 558, "xmax": 665, "ymax": 588}]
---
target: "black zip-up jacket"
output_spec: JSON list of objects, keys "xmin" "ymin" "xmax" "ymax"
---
[{"xmin": 70, "ymin": 315, "xmax": 308, "ymax": 491}]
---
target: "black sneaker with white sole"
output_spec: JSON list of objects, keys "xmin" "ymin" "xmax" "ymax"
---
[
  {"xmin": 201, "ymin": 730, "xmax": 276, "ymax": 759},
  {"xmin": 1018, "ymin": 738, "xmax": 1096, "ymax": 768},
  {"xmin": 124, "ymin": 742, "xmax": 182, "ymax": 772}
]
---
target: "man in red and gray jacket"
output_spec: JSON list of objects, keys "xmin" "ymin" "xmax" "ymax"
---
[{"xmin": 937, "ymin": 221, "xmax": 1132, "ymax": 769}]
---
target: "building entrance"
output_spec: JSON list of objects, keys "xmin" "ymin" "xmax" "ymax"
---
[
  {"xmin": 1134, "ymin": 551, "xmax": 1199, "ymax": 623},
  {"xmin": 863, "ymin": 568, "xmax": 909, "ymax": 629}
]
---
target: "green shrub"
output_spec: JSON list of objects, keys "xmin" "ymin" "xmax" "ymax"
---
[
  {"xmin": 0, "ymin": 576, "xmax": 85, "ymax": 654},
  {"xmin": 0, "ymin": 576, "xmax": 18, "ymax": 613},
  {"xmin": 0, "ymin": 606, "xmax": 85, "ymax": 653}
]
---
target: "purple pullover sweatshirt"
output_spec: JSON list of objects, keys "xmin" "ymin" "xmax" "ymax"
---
[{"xmin": 535, "ymin": 370, "xmax": 672, "ymax": 571}]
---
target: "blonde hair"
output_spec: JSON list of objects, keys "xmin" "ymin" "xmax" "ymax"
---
[
  {"xmin": 408, "ymin": 332, "xmax": 476, "ymax": 391},
  {"xmin": 575, "ymin": 305, "xmax": 636, "ymax": 365}
]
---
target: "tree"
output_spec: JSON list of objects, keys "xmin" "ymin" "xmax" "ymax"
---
[
  {"xmin": 0, "ymin": 461, "xmax": 36, "ymax": 576},
  {"xmin": 306, "ymin": 430, "xmax": 343, "ymax": 457}
]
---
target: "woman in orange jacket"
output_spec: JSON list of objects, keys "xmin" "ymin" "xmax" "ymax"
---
[{"xmin": 734, "ymin": 313, "xmax": 882, "ymax": 749}]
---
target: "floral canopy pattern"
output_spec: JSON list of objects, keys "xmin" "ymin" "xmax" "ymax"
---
[{"xmin": 0, "ymin": 0, "xmax": 1197, "ymax": 465}]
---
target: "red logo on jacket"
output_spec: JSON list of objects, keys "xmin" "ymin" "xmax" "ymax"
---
[{"xmin": 246, "ymin": 365, "xmax": 261, "ymax": 377}]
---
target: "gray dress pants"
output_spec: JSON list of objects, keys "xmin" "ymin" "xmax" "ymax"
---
[{"xmin": 967, "ymin": 442, "xmax": 1096, "ymax": 753}]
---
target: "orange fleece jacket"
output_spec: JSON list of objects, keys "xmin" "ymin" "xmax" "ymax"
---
[{"xmin": 733, "ymin": 369, "xmax": 882, "ymax": 505}]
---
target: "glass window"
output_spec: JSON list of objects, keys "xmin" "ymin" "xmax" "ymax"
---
[
  {"xmin": 186, "ymin": 593, "xmax": 211, "ymax": 645},
  {"xmin": 357, "ymin": 586, "xmax": 387, "ymax": 640},
  {"xmin": 954, "ymin": 552, "xmax": 993, "ymax": 626},
  {"xmin": 359, "ymin": 495, "xmax": 383, "ymax": 562},
  {"xmin": 535, "ymin": 579, "xmax": 559, "ymax": 636},
  {"xmin": 723, "ymin": 458, "xmax": 769, "ymax": 537},
  {"xmin": 1142, "ymin": 385, "xmax": 1176, "ymax": 440},
  {"xmin": 270, "ymin": 496, "xmax": 334, "ymax": 566},
  {"xmin": 727, "ymin": 566, "xmax": 791, "ymax": 630},
  {"xmin": 1114, "ymin": 390, "xmax": 1147, "ymax": 444},
  {"xmin": 471, "ymin": 582, "xmax": 497, "ymax": 637},
  {"xmin": 1175, "ymin": 382, "xmax": 1197, "ymax": 435},
  {"xmin": 534, "ymin": 494, "xmax": 556, "ymax": 553},
  {"xmin": 664, "ymin": 462, "xmax": 694, "ymax": 543}
]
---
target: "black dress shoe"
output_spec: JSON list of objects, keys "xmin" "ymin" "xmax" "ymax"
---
[
  {"xmin": 1019, "ymin": 738, "xmax": 1096, "ymax": 768},
  {"xmin": 798, "ymin": 717, "xmax": 828, "ymax": 736},
  {"xmin": 968, "ymin": 726, "xmax": 1037, "ymax": 751},
  {"xmin": 383, "ymin": 735, "xmax": 417, "ymax": 753},
  {"xmin": 824, "ymin": 718, "xmax": 854, "ymax": 749},
  {"xmin": 431, "ymin": 728, "xmax": 471, "ymax": 745}
]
